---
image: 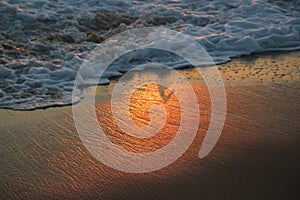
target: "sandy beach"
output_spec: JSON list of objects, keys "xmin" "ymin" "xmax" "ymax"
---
[{"xmin": 0, "ymin": 51, "xmax": 299, "ymax": 199}]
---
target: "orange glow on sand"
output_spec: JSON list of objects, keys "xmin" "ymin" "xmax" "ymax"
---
[{"xmin": 95, "ymin": 69, "xmax": 211, "ymax": 154}]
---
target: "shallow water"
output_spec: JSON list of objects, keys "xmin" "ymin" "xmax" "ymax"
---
[{"xmin": 0, "ymin": 0, "xmax": 300, "ymax": 109}]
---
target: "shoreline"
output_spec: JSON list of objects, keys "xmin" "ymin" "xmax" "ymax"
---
[{"xmin": 1, "ymin": 50, "xmax": 299, "ymax": 112}]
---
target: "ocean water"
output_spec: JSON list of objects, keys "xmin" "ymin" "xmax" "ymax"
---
[{"xmin": 0, "ymin": 0, "xmax": 299, "ymax": 110}]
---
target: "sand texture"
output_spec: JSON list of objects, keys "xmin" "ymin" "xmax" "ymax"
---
[{"xmin": 0, "ymin": 51, "xmax": 299, "ymax": 199}]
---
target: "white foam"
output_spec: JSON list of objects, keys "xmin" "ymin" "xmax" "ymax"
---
[{"xmin": 0, "ymin": 0, "xmax": 299, "ymax": 109}]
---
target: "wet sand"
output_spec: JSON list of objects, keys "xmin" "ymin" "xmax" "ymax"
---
[{"xmin": 0, "ymin": 51, "xmax": 300, "ymax": 199}]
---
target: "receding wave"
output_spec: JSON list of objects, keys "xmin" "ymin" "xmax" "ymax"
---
[{"xmin": 0, "ymin": 0, "xmax": 299, "ymax": 110}]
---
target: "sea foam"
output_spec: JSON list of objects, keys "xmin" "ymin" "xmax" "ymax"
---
[{"xmin": 0, "ymin": 0, "xmax": 299, "ymax": 110}]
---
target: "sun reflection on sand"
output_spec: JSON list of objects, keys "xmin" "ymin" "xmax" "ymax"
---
[{"xmin": 95, "ymin": 69, "xmax": 211, "ymax": 154}]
